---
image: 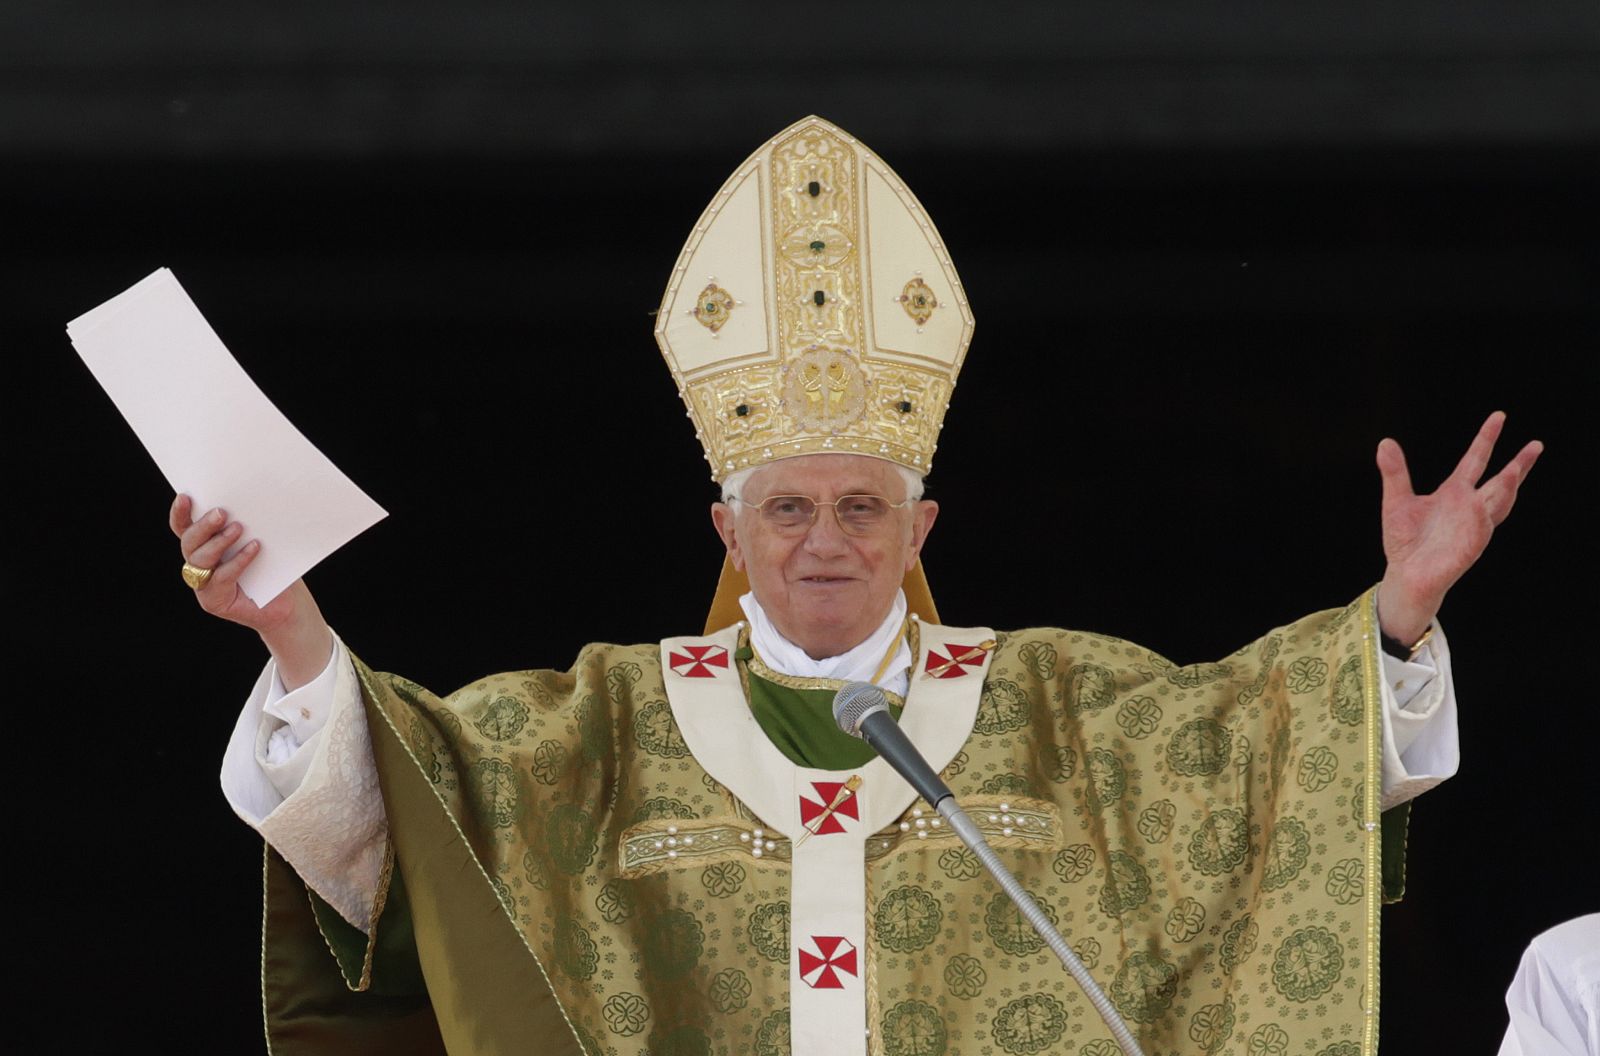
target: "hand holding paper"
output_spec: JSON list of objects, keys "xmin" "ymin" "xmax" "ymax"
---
[{"xmin": 68, "ymin": 268, "xmax": 388, "ymax": 606}]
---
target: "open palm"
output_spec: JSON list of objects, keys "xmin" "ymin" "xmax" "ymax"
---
[{"xmin": 1376, "ymin": 411, "xmax": 1542, "ymax": 643}]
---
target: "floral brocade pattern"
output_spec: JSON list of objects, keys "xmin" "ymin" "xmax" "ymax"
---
[{"xmin": 354, "ymin": 596, "xmax": 1384, "ymax": 1055}]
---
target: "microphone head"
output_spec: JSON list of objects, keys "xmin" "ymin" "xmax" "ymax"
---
[{"xmin": 833, "ymin": 681, "xmax": 889, "ymax": 738}]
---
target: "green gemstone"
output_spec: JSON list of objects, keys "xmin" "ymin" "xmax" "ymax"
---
[{"xmin": 809, "ymin": 240, "xmax": 825, "ymax": 252}]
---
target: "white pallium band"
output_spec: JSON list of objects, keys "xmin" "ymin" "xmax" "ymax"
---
[
  {"xmin": 789, "ymin": 766, "xmax": 871, "ymax": 1056},
  {"xmin": 660, "ymin": 619, "xmax": 990, "ymax": 1056}
]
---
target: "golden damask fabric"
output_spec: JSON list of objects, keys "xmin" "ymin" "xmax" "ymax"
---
[{"xmin": 287, "ymin": 593, "xmax": 1390, "ymax": 1056}]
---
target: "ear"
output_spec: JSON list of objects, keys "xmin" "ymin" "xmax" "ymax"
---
[
  {"xmin": 905, "ymin": 500, "xmax": 939, "ymax": 571},
  {"xmin": 710, "ymin": 502, "xmax": 746, "ymax": 572}
]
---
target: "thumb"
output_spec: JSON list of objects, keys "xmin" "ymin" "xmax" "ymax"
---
[{"xmin": 1376, "ymin": 438, "xmax": 1414, "ymax": 507}]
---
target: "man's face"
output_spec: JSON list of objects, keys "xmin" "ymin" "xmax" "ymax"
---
[{"xmin": 711, "ymin": 454, "xmax": 938, "ymax": 660}]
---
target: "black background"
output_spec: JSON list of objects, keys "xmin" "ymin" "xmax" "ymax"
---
[{"xmin": 6, "ymin": 2, "xmax": 1597, "ymax": 1050}]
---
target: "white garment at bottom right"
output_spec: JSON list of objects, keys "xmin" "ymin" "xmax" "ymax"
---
[{"xmin": 1498, "ymin": 913, "xmax": 1600, "ymax": 1056}]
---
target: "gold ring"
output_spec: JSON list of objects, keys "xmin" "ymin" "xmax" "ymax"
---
[{"xmin": 181, "ymin": 562, "xmax": 214, "ymax": 590}]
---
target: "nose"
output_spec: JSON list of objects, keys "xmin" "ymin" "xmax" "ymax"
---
[{"xmin": 801, "ymin": 501, "xmax": 852, "ymax": 557}]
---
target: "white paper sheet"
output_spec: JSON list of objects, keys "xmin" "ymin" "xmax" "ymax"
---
[{"xmin": 68, "ymin": 268, "xmax": 387, "ymax": 605}]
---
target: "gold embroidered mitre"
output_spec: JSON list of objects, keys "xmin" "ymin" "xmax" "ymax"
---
[{"xmin": 655, "ymin": 115, "xmax": 974, "ymax": 483}]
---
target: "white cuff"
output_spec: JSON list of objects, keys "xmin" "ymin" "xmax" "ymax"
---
[
  {"xmin": 219, "ymin": 634, "xmax": 388, "ymax": 932},
  {"xmin": 1378, "ymin": 621, "xmax": 1460, "ymax": 810},
  {"xmin": 219, "ymin": 636, "xmax": 340, "ymax": 816},
  {"xmin": 262, "ymin": 645, "xmax": 341, "ymax": 757}
]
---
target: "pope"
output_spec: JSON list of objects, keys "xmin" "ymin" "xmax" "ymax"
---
[{"xmin": 172, "ymin": 118, "xmax": 1539, "ymax": 1056}]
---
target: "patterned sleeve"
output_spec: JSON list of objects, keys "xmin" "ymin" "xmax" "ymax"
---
[{"xmin": 226, "ymin": 638, "xmax": 390, "ymax": 932}]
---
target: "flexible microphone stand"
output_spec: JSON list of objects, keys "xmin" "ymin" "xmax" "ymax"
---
[{"xmin": 835, "ymin": 682, "xmax": 1145, "ymax": 1056}]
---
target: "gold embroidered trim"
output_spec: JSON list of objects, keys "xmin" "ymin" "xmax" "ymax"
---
[
  {"xmin": 864, "ymin": 865, "xmax": 886, "ymax": 1056},
  {"xmin": 1360, "ymin": 590, "xmax": 1382, "ymax": 1056},
  {"xmin": 898, "ymin": 277, "xmax": 938, "ymax": 325},
  {"xmin": 354, "ymin": 665, "xmax": 589, "ymax": 1053},
  {"xmin": 869, "ymin": 616, "xmax": 910, "ymax": 686},
  {"xmin": 692, "ymin": 283, "xmax": 736, "ymax": 332},
  {"xmin": 281, "ymin": 837, "xmax": 398, "ymax": 998},
  {"xmin": 355, "ymin": 840, "xmax": 397, "ymax": 991},
  {"xmin": 617, "ymin": 795, "xmax": 1057, "ymax": 878},
  {"xmin": 864, "ymin": 795, "xmax": 1062, "ymax": 861},
  {"xmin": 259, "ymin": 844, "xmax": 275, "ymax": 1056},
  {"xmin": 618, "ymin": 819, "xmax": 792, "ymax": 878},
  {"xmin": 771, "ymin": 124, "xmax": 865, "ymax": 381},
  {"xmin": 745, "ymin": 654, "xmax": 907, "ymax": 707}
]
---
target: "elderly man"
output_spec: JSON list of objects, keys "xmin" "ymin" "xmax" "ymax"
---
[{"xmin": 178, "ymin": 118, "xmax": 1538, "ymax": 1056}]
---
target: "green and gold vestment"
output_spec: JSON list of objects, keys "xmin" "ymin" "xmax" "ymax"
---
[{"xmin": 263, "ymin": 591, "xmax": 1404, "ymax": 1056}]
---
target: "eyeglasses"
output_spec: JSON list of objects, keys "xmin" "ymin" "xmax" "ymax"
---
[{"xmin": 735, "ymin": 494, "xmax": 913, "ymax": 536}]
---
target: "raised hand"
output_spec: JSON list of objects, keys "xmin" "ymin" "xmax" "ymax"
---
[
  {"xmin": 1374, "ymin": 412, "xmax": 1543, "ymax": 645},
  {"xmin": 170, "ymin": 494, "xmax": 333, "ymax": 689}
]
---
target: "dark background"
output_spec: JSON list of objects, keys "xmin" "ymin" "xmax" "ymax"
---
[{"xmin": 7, "ymin": 2, "xmax": 1597, "ymax": 1050}]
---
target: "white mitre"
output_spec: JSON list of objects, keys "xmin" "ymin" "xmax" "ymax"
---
[{"xmin": 655, "ymin": 115, "xmax": 974, "ymax": 484}]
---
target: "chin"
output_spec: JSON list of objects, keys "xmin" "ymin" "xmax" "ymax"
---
[
  {"xmin": 794, "ymin": 628, "xmax": 867, "ymax": 660},
  {"xmin": 789, "ymin": 599, "xmax": 879, "ymax": 654}
]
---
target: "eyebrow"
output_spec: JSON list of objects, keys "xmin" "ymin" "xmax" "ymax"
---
[{"xmin": 760, "ymin": 484, "xmax": 891, "ymax": 497}]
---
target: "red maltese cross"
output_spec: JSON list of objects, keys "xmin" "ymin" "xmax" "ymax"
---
[
  {"xmin": 798, "ymin": 779, "xmax": 860, "ymax": 837},
  {"xmin": 798, "ymin": 936, "xmax": 859, "ymax": 989},
  {"xmin": 923, "ymin": 642, "xmax": 992, "ymax": 679},
  {"xmin": 668, "ymin": 644, "xmax": 729, "ymax": 678}
]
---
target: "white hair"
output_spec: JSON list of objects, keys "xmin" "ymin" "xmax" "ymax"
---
[{"xmin": 721, "ymin": 461, "xmax": 925, "ymax": 507}]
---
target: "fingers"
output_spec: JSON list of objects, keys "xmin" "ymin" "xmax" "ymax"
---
[
  {"xmin": 178, "ymin": 506, "xmax": 230, "ymax": 563},
  {"xmin": 1480, "ymin": 438, "xmax": 1544, "ymax": 525},
  {"xmin": 188, "ymin": 520, "xmax": 244, "ymax": 570},
  {"xmin": 169, "ymin": 494, "xmax": 192, "ymax": 536},
  {"xmin": 1450, "ymin": 410, "xmax": 1507, "ymax": 487},
  {"xmin": 1375, "ymin": 437, "xmax": 1414, "ymax": 505},
  {"xmin": 170, "ymin": 492, "xmax": 265, "ymax": 622},
  {"xmin": 197, "ymin": 539, "xmax": 262, "ymax": 608}
]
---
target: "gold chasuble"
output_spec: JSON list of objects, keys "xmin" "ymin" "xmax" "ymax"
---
[{"xmin": 262, "ymin": 591, "xmax": 1403, "ymax": 1056}]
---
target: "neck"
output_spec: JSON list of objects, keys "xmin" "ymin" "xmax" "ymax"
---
[
  {"xmin": 797, "ymin": 633, "xmax": 872, "ymax": 662},
  {"xmin": 776, "ymin": 612, "xmax": 895, "ymax": 662},
  {"xmin": 740, "ymin": 591, "xmax": 906, "ymax": 663},
  {"xmin": 739, "ymin": 591, "xmax": 914, "ymax": 696}
]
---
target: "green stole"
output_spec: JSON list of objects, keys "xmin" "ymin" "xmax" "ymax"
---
[{"xmin": 742, "ymin": 654, "xmax": 905, "ymax": 770}]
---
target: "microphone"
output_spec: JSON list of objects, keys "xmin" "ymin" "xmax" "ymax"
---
[
  {"xmin": 832, "ymin": 680, "xmax": 1147, "ymax": 1056},
  {"xmin": 832, "ymin": 682, "xmax": 952, "ymax": 809}
]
